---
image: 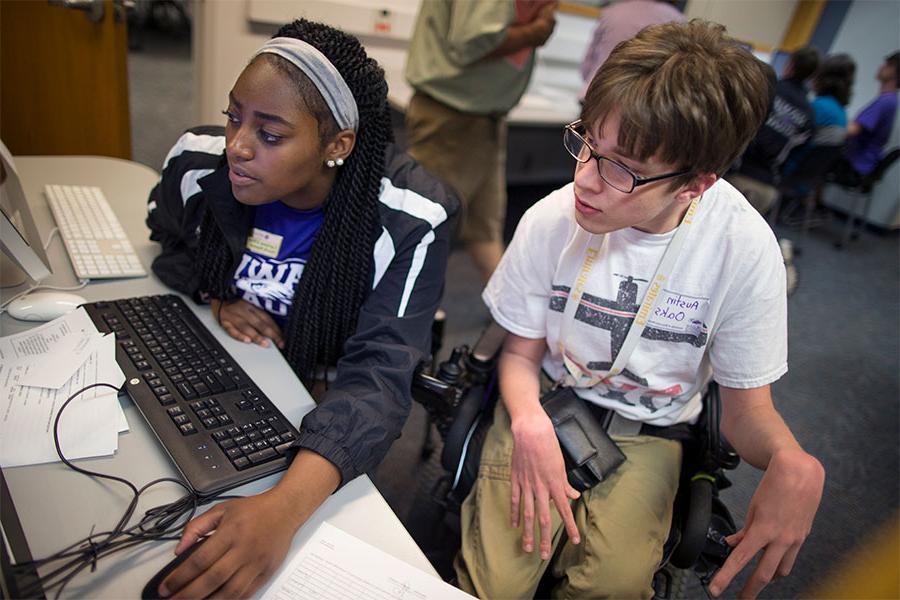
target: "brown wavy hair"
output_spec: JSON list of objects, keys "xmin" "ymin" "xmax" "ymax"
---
[{"xmin": 582, "ymin": 20, "xmax": 771, "ymax": 190}]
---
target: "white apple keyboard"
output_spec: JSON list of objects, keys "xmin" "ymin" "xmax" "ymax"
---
[{"xmin": 44, "ymin": 184, "xmax": 146, "ymax": 279}]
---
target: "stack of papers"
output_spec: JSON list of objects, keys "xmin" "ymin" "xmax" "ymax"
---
[
  {"xmin": 262, "ymin": 522, "xmax": 475, "ymax": 600},
  {"xmin": 0, "ymin": 308, "xmax": 127, "ymax": 468}
]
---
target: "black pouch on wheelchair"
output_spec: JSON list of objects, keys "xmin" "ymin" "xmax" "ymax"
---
[{"xmin": 541, "ymin": 386, "xmax": 626, "ymax": 492}]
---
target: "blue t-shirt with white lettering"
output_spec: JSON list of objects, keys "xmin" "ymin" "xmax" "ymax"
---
[{"xmin": 231, "ymin": 201, "xmax": 324, "ymax": 326}]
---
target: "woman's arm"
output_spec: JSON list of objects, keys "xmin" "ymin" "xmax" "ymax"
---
[
  {"xmin": 147, "ymin": 128, "xmax": 225, "ymax": 297},
  {"xmin": 159, "ymin": 449, "xmax": 339, "ymax": 599},
  {"xmin": 298, "ymin": 208, "xmax": 453, "ymax": 484},
  {"xmin": 211, "ymin": 298, "xmax": 285, "ymax": 349},
  {"xmin": 161, "ymin": 159, "xmax": 457, "ymax": 599},
  {"xmin": 296, "ymin": 149, "xmax": 459, "ymax": 484}
]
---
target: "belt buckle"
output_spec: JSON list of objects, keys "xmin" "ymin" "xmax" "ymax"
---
[{"xmin": 606, "ymin": 412, "xmax": 643, "ymax": 436}]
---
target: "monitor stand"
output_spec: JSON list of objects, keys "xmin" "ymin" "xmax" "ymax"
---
[
  {"xmin": 0, "ymin": 251, "xmax": 29, "ymax": 289},
  {"xmin": 1, "ymin": 467, "xmax": 44, "ymax": 599}
]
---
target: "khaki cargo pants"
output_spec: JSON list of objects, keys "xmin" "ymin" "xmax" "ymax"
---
[
  {"xmin": 405, "ymin": 91, "xmax": 507, "ymax": 244},
  {"xmin": 454, "ymin": 401, "xmax": 682, "ymax": 599}
]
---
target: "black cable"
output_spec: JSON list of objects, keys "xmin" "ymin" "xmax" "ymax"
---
[{"xmin": 8, "ymin": 382, "xmax": 229, "ymax": 599}]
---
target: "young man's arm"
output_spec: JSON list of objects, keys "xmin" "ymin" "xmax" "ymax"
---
[
  {"xmin": 709, "ymin": 384, "xmax": 825, "ymax": 599},
  {"xmin": 500, "ymin": 333, "xmax": 581, "ymax": 561}
]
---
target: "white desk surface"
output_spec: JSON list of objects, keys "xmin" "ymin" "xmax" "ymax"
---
[{"xmin": 0, "ymin": 155, "xmax": 436, "ymax": 598}]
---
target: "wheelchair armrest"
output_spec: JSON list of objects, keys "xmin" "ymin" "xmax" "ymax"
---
[
  {"xmin": 669, "ymin": 476, "xmax": 713, "ymax": 569},
  {"xmin": 440, "ymin": 385, "xmax": 487, "ymax": 474},
  {"xmin": 412, "ymin": 366, "xmax": 464, "ymax": 437},
  {"xmin": 703, "ymin": 382, "xmax": 740, "ymax": 472}
]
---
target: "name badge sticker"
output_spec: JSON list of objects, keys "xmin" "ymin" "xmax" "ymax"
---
[
  {"xmin": 649, "ymin": 290, "xmax": 710, "ymax": 334},
  {"xmin": 246, "ymin": 228, "xmax": 283, "ymax": 258}
]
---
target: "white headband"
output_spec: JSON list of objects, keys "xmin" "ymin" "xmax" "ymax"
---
[{"xmin": 253, "ymin": 37, "xmax": 359, "ymax": 132}]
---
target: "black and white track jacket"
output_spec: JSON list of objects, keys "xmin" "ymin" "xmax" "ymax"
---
[{"xmin": 146, "ymin": 126, "xmax": 458, "ymax": 485}]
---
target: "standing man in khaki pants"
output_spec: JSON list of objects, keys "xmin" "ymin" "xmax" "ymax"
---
[{"xmin": 405, "ymin": 0, "xmax": 556, "ymax": 282}]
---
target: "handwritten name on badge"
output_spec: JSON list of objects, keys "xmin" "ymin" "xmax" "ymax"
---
[
  {"xmin": 246, "ymin": 228, "xmax": 283, "ymax": 258},
  {"xmin": 649, "ymin": 290, "xmax": 710, "ymax": 334}
]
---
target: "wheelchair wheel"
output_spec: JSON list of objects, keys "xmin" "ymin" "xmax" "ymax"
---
[
  {"xmin": 653, "ymin": 565, "xmax": 692, "ymax": 600},
  {"xmin": 670, "ymin": 477, "xmax": 713, "ymax": 568},
  {"xmin": 406, "ymin": 440, "xmax": 460, "ymax": 581}
]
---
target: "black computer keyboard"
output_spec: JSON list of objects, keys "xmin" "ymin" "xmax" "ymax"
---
[{"xmin": 83, "ymin": 295, "xmax": 300, "ymax": 497}]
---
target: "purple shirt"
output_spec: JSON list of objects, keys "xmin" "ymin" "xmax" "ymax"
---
[
  {"xmin": 847, "ymin": 91, "xmax": 898, "ymax": 175},
  {"xmin": 580, "ymin": 0, "xmax": 686, "ymax": 98},
  {"xmin": 232, "ymin": 201, "xmax": 323, "ymax": 326}
]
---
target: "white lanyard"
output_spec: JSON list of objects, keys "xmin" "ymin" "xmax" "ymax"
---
[{"xmin": 559, "ymin": 196, "xmax": 701, "ymax": 388}]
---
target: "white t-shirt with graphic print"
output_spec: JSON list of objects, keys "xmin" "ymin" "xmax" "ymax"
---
[{"xmin": 483, "ymin": 180, "xmax": 787, "ymax": 427}]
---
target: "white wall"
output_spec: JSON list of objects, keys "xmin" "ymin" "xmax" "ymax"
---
[
  {"xmin": 247, "ymin": 0, "xmax": 420, "ymax": 41},
  {"xmin": 192, "ymin": 0, "xmax": 419, "ymax": 125},
  {"xmin": 822, "ymin": 0, "xmax": 900, "ymax": 228},
  {"xmin": 192, "ymin": 0, "xmax": 271, "ymax": 125},
  {"xmin": 685, "ymin": 0, "xmax": 797, "ymax": 50},
  {"xmin": 191, "ymin": 0, "xmax": 591, "ymax": 127}
]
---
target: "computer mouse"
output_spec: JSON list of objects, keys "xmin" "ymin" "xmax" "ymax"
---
[
  {"xmin": 142, "ymin": 537, "xmax": 209, "ymax": 600},
  {"xmin": 5, "ymin": 292, "xmax": 86, "ymax": 321}
]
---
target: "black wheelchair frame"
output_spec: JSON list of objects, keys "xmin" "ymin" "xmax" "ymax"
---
[{"xmin": 412, "ymin": 322, "xmax": 740, "ymax": 599}]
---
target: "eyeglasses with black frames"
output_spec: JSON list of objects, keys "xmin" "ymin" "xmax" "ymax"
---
[{"xmin": 563, "ymin": 120, "xmax": 691, "ymax": 193}]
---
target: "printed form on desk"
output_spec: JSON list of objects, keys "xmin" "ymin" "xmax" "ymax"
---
[
  {"xmin": 262, "ymin": 522, "xmax": 474, "ymax": 600},
  {"xmin": 0, "ymin": 308, "xmax": 127, "ymax": 467}
]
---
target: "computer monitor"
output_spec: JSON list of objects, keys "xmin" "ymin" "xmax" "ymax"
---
[{"xmin": 0, "ymin": 140, "xmax": 52, "ymax": 285}]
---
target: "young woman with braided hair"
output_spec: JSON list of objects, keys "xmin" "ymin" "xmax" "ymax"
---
[{"xmin": 147, "ymin": 19, "xmax": 457, "ymax": 598}]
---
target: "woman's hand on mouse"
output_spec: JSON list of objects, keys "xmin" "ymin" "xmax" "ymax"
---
[
  {"xmin": 211, "ymin": 299, "xmax": 284, "ymax": 349},
  {"xmin": 159, "ymin": 490, "xmax": 297, "ymax": 599},
  {"xmin": 160, "ymin": 450, "xmax": 341, "ymax": 599}
]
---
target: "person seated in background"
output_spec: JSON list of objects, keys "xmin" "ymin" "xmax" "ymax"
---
[
  {"xmin": 781, "ymin": 53, "xmax": 856, "ymax": 186},
  {"xmin": 726, "ymin": 46, "xmax": 820, "ymax": 215},
  {"xmin": 579, "ymin": 0, "xmax": 686, "ymax": 101},
  {"xmin": 455, "ymin": 21, "xmax": 824, "ymax": 600},
  {"xmin": 146, "ymin": 19, "xmax": 457, "ymax": 598},
  {"xmin": 834, "ymin": 51, "xmax": 899, "ymax": 185},
  {"xmin": 404, "ymin": 0, "xmax": 557, "ymax": 283},
  {"xmin": 810, "ymin": 54, "xmax": 857, "ymax": 148}
]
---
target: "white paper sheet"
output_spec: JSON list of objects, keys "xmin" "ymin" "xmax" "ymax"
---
[
  {"xmin": 0, "ymin": 334, "xmax": 126, "ymax": 467},
  {"xmin": 262, "ymin": 522, "xmax": 474, "ymax": 600},
  {"xmin": 0, "ymin": 308, "xmax": 102, "ymax": 389}
]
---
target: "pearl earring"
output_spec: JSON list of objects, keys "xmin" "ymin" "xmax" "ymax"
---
[
  {"xmin": 336, "ymin": 158, "xmax": 344, "ymax": 166},
  {"xmin": 326, "ymin": 159, "xmax": 336, "ymax": 168}
]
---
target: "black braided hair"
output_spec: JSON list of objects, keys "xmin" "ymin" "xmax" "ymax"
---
[
  {"xmin": 196, "ymin": 208, "xmax": 233, "ymax": 301},
  {"xmin": 195, "ymin": 18, "xmax": 392, "ymax": 384}
]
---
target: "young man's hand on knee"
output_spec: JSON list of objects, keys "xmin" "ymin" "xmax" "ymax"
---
[{"xmin": 500, "ymin": 334, "xmax": 582, "ymax": 559}]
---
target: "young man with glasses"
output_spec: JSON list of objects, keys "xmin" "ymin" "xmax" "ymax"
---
[{"xmin": 455, "ymin": 20, "xmax": 824, "ymax": 600}]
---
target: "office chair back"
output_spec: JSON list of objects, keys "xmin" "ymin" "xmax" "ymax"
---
[
  {"xmin": 860, "ymin": 147, "xmax": 900, "ymax": 193},
  {"xmin": 781, "ymin": 144, "xmax": 845, "ymax": 190},
  {"xmin": 828, "ymin": 147, "xmax": 899, "ymax": 248},
  {"xmin": 773, "ymin": 144, "xmax": 846, "ymax": 248}
]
